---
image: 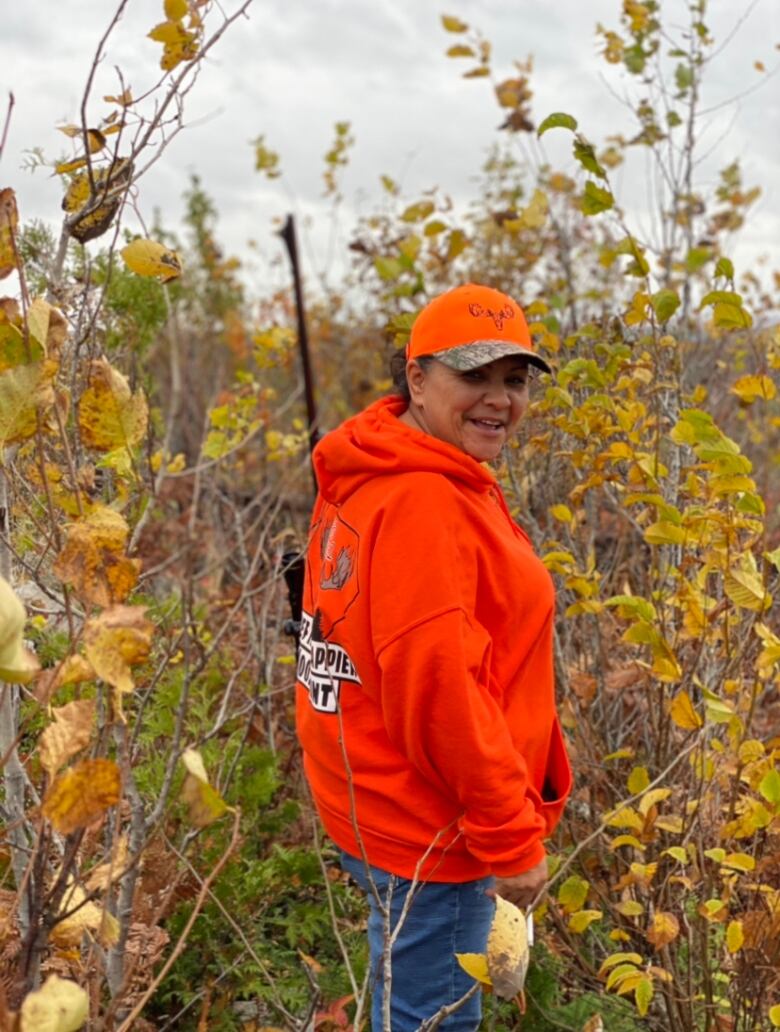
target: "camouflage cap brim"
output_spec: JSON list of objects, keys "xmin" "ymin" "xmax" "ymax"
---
[{"xmin": 433, "ymin": 340, "xmax": 552, "ymax": 374}]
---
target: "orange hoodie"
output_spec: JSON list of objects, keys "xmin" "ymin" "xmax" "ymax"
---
[{"xmin": 295, "ymin": 395, "xmax": 572, "ymax": 882}]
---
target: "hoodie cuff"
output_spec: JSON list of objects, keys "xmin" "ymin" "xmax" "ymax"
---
[{"xmin": 490, "ymin": 838, "xmax": 546, "ymax": 877}]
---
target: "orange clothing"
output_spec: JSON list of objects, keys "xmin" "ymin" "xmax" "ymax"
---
[{"xmin": 295, "ymin": 395, "xmax": 572, "ymax": 882}]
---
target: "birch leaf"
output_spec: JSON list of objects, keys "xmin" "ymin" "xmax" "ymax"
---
[
  {"xmin": 121, "ymin": 237, "xmax": 182, "ymax": 282},
  {"xmin": 180, "ymin": 747, "xmax": 230, "ymax": 827},
  {"xmin": 83, "ymin": 605, "xmax": 153, "ymax": 718},
  {"xmin": 78, "ymin": 358, "xmax": 148, "ymax": 452},
  {"xmin": 39, "ymin": 699, "xmax": 96, "ymax": 777},
  {"xmin": 487, "ymin": 895, "xmax": 530, "ymax": 998},
  {"xmin": 54, "ymin": 506, "xmax": 140, "ymax": 607},
  {"xmin": 42, "ymin": 759, "xmax": 121, "ymax": 834},
  {"xmin": 0, "ymin": 187, "xmax": 19, "ymax": 279}
]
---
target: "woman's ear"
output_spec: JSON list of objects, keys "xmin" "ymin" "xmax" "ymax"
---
[{"xmin": 405, "ymin": 359, "xmax": 427, "ymax": 404}]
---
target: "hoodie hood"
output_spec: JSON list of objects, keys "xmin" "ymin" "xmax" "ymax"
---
[{"xmin": 313, "ymin": 396, "xmax": 496, "ymax": 506}]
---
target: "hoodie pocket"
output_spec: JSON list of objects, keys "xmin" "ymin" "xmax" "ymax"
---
[{"xmin": 539, "ymin": 718, "xmax": 573, "ymax": 834}]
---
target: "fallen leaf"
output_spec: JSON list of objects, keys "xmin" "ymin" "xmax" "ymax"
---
[{"xmin": 42, "ymin": 759, "xmax": 121, "ymax": 835}]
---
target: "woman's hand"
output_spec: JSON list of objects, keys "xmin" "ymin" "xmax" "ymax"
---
[{"xmin": 491, "ymin": 856, "xmax": 548, "ymax": 909}]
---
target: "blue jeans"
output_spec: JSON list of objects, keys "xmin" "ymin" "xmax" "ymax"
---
[{"xmin": 341, "ymin": 852, "xmax": 495, "ymax": 1031}]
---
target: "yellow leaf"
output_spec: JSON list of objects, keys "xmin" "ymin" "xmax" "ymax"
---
[
  {"xmin": 769, "ymin": 1004, "xmax": 780, "ymax": 1027},
  {"xmin": 487, "ymin": 895, "xmax": 530, "ymax": 998},
  {"xmin": 441, "ymin": 14, "xmax": 469, "ymax": 32},
  {"xmin": 54, "ymin": 506, "xmax": 140, "ymax": 607},
  {"xmin": 39, "ymin": 699, "xmax": 95, "ymax": 777},
  {"xmin": 55, "ymin": 157, "xmax": 90, "ymax": 175},
  {"xmin": 634, "ymin": 976, "xmax": 653, "ymax": 1017},
  {"xmin": 78, "ymin": 358, "xmax": 148, "ymax": 453},
  {"xmin": 611, "ymin": 835, "xmax": 644, "ymax": 850},
  {"xmin": 721, "ymin": 852, "xmax": 755, "ymax": 872},
  {"xmin": 638, "ymin": 788, "xmax": 672, "ymax": 816},
  {"xmin": 663, "ymin": 846, "xmax": 688, "ymax": 863},
  {"xmin": 19, "ymin": 974, "xmax": 88, "ymax": 1032},
  {"xmin": 615, "ymin": 900, "xmax": 644, "ymax": 917},
  {"xmin": 0, "ymin": 575, "xmax": 40, "ymax": 684},
  {"xmin": 50, "ymin": 880, "xmax": 119, "ymax": 948},
  {"xmin": 54, "ymin": 654, "xmax": 96, "ymax": 688},
  {"xmin": 0, "ymin": 187, "xmax": 19, "ymax": 280},
  {"xmin": 726, "ymin": 919, "xmax": 744, "ymax": 953},
  {"xmin": 121, "ymin": 237, "xmax": 182, "ymax": 282},
  {"xmin": 180, "ymin": 747, "xmax": 230, "ymax": 827},
  {"xmin": 646, "ymin": 911, "xmax": 679, "ymax": 948},
  {"xmin": 164, "ymin": 0, "xmax": 189, "ymax": 18},
  {"xmin": 455, "ymin": 952, "xmax": 492, "ymax": 985},
  {"xmin": 83, "ymin": 605, "xmax": 153, "ymax": 718},
  {"xmin": 669, "ymin": 690, "xmax": 702, "ymax": 730},
  {"xmin": 0, "ymin": 362, "xmax": 54, "ymax": 449},
  {"xmin": 605, "ymin": 806, "xmax": 644, "ymax": 832},
  {"xmin": 724, "ymin": 566, "xmax": 770, "ymax": 612},
  {"xmin": 62, "ymin": 158, "xmax": 133, "ymax": 243},
  {"xmin": 627, "ymin": 766, "xmax": 650, "ymax": 794},
  {"xmin": 731, "ymin": 374, "xmax": 776, "ymax": 403},
  {"xmin": 599, "ymin": 952, "xmax": 644, "ymax": 974},
  {"xmin": 42, "ymin": 758, "xmax": 121, "ymax": 834},
  {"xmin": 557, "ymin": 875, "xmax": 590, "ymax": 914},
  {"xmin": 568, "ymin": 909, "xmax": 603, "ymax": 934}
]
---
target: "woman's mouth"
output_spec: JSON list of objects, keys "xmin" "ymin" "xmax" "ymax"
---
[{"xmin": 469, "ymin": 418, "xmax": 505, "ymax": 434}]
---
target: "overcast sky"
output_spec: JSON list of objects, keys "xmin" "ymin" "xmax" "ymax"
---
[{"xmin": 1, "ymin": 0, "xmax": 778, "ymax": 295}]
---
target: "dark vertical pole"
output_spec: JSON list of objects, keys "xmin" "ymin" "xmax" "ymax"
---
[{"xmin": 280, "ymin": 214, "xmax": 319, "ymax": 492}]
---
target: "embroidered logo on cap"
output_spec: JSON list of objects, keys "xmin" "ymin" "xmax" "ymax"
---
[{"xmin": 467, "ymin": 302, "xmax": 515, "ymax": 330}]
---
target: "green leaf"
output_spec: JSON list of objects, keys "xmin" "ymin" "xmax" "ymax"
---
[
  {"xmin": 537, "ymin": 112, "xmax": 578, "ymax": 137},
  {"xmin": 374, "ymin": 256, "xmax": 402, "ymax": 281},
  {"xmin": 675, "ymin": 63, "xmax": 694, "ymax": 94},
  {"xmin": 713, "ymin": 301, "xmax": 752, "ymax": 329},
  {"xmin": 715, "ymin": 257, "xmax": 734, "ymax": 280},
  {"xmin": 401, "ymin": 200, "xmax": 435, "ymax": 223},
  {"xmin": 759, "ymin": 769, "xmax": 780, "ymax": 806},
  {"xmin": 651, "ymin": 289, "xmax": 680, "ymax": 322},
  {"xmin": 635, "ymin": 976, "xmax": 653, "ymax": 1017},
  {"xmin": 573, "ymin": 138, "xmax": 607, "ymax": 178},
  {"xmin": 685, "ymin": 246, "xmax": 711, "ymax": 271},
  {"xmin": 581, "ymin": 181, "xmax": 614, "ymax": 216},
  {"xmin": 557, "ymin": 875, "xmax": 589, "ymax": 914},
  {"xmin": 568, "ymin": 909, "xmax": 603, "ymax": 934}
]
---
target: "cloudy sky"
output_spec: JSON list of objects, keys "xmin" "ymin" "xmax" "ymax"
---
[{"xmin": 1, "ymin": 0, "xmax": 778, "ymax": 293}]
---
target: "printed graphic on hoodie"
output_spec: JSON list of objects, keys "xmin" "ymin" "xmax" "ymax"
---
[
  {"xmin": 298, "ymin": 609, "xmax": 361, "ymax": 713},
  {"xmin": 311, "ymin": 512, "xmax": 361, "ymax": 639}
]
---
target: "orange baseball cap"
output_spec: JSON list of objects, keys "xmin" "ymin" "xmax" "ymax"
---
[{"xmin": 406, "ymin": 283, "xmax": 551, "ymax": 373}]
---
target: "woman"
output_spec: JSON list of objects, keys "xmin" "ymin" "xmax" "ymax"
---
[{"xmin": 295, "ymin": 283, "xmax": 572, "ymax": 1030}]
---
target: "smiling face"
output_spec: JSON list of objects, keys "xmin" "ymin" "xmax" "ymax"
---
[{"xmin": 401, "ymin": 354, "xmax": 530, "ymax": 461}]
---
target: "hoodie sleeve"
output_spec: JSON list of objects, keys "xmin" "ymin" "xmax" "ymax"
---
[{"xmin": 369, "ymin": 477, "xmax": 547, "ymax": 874}]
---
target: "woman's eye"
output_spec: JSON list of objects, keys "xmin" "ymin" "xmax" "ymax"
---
[{"xmin": 507, "ymin": 377, "xmax": 528, "ymax": 387}]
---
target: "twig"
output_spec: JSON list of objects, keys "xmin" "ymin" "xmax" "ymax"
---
[
  {"xmin": 0, "ymin": 92, "xmax": 14, "ymax": 164},
  {"xmin": 114, "ymin": 807, "xmax": 242, "ymax": 1032}
]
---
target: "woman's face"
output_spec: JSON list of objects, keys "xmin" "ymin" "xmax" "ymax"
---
[{"xmin": 404, "ymin": 354, "xmax": 531, "ymax": 462}]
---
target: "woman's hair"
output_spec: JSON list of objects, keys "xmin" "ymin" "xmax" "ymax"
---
[{"xmin": 389, "ymin": 350, "xmax": 434, "ymax": 402}]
